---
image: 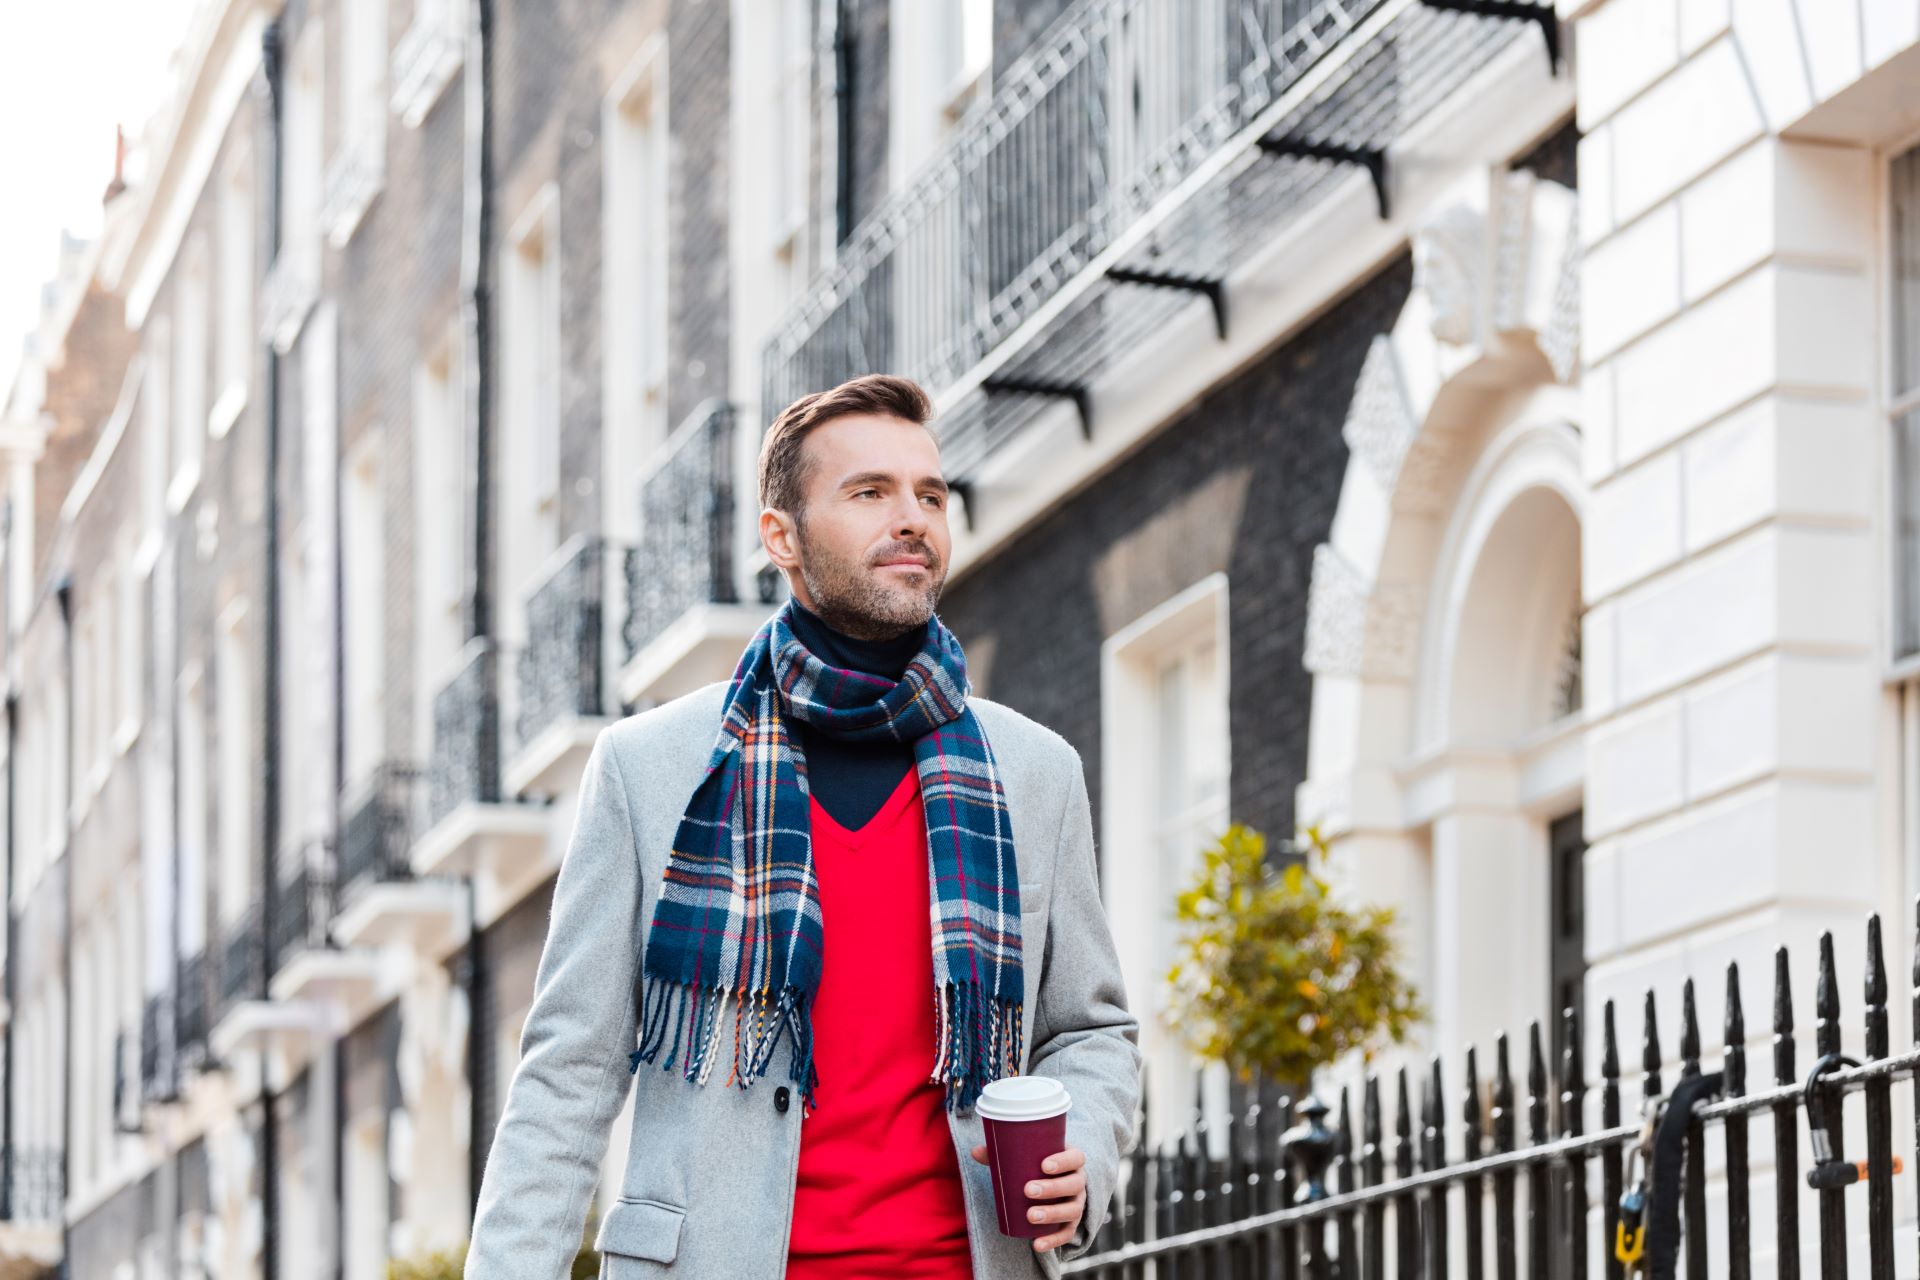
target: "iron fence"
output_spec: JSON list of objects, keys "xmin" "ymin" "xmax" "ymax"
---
[
  {"xmin": 763, "ymin": 0, "xmax": 1552, "ymax": 486},
  {"xmin": 1067, "ymin": 913, "xmax": 1920, "ymax": 1278},
  {"xmin": 177, "ymin": 948, "xmax": 210, "ymax": 1066},
  {"xmin": 428, "ymin": 639, "xmax": 504, "ymax": 828},
  {"xmin": 338, "ymin": 762, "xmax": 422, "ymax": 910},
  {"xmin": 216, "ymin": 903, "xmax": 264, "ymax": 1017},
  {"xmin": 517, "ymin": 535, "xmax": 612, "ymax": 747},
  {"xmin": 271, "ymin": 838, "xmax": 336, "ymax": 967},
  {"xmin": 4, "ymin": 1146, "xmax": 63, "ymax": 1225},
  {"xmin": 624, "ymin": 401, "xmax": 739, "ymax": 662}
]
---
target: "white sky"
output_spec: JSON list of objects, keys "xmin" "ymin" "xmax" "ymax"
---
[{"xmin": 0, "ymin": 0, "xmax": 199, "ymax": 397}]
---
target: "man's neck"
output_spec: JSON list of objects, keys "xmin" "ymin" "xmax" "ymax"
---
[{"xmin": 788, "ymin": 598, "xmax": 923, "ymax": 681}]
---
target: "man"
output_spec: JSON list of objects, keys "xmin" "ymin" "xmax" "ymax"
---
[{"xmin": 465, "ymin": 375, "xmax": 1141, "ymax": 1279}]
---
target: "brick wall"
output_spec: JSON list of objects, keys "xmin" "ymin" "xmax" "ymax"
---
[{"xmin": 938, "ymin": 254, "xmax": 1413, "ymax": 852}]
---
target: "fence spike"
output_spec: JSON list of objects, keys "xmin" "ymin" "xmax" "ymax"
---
[
  {"xmin": 1680, "ymin": 977, "xmax": 1701, "ymax": 1077},
  {"xmin": 1773, "ymin": 945, "xmax": 1796, "ymax": 1084},
  {"xmin": 1641, "ymin": 989, "xmax": 1663, "ymax": 1107},
  {"xmin": 1493, "ymin": 1032, "xmax": 1514, "ymax": 1152},
  {"xmin": 1337, "ymin": 1085, "xmax": 1360, "ymax": 1278},
  {"xmin": 1724, "ymin": 962, "xmax": 1746, "ymax": 1097},
  {"xmin": 1865, "ymin": 912, "xmax": 1889, "ymax": 1060},
  {"xmin": 1816, "ymin": 929, "xmax": 1841, "ymax": 1058},
  {"xmin": 1394, "ymin": 1066, "xmax": 1414, "ymax": 1179},
  {"xmin": 1561, "ymin": 1005, "xmax": 1584, "ymax": 1137},
  {"xmin": 1363, "ymin": 1073, "xmax": 1383, "ymax": 1185},
  {"xmin": 1427, "ymin": 1055, "xmax": 1446, "ymax": 1169},
  {"xmin": 1527, "ymin": 1022, "xmax": 1548, "ymax": 1140},
  {"xmin": 1461, "ymin": 1044, "xmax": 1487, "ymax": 1279}
]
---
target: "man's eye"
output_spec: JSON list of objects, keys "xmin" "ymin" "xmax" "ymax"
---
[
  {"xmin": 854, "ymin": 489, "xmax": 878, "ymax": 498},
  {"xmin": 923, "ymin": 494, "xmax": 944, "ymax": 507}
]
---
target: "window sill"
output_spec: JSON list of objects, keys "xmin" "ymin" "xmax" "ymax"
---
[
  {"xmin": 208, "ymin": 383, "xmax": 246, "ymax": 440},
  {"xmin": 392, "ymin": 16, "xmax": 465, "ymax": 129},
  {"xmin": 324, "ymin": 138, "xmax": 387, "ymax": 247},
  {"xmin": 113, "ymin": 718, "xmax": 141, "ymax": 758},
  {"xmin": 166, "ymin": 461, "xmax": 202, "ymax": 516}
]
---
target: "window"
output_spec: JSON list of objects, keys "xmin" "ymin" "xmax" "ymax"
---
[
  {"xmin": 116, "ymin": 542, "xmax": 142, "ymax": 746},
  {"xmin": 888, "ymin": 0, "xmax": 990, "ymax": 197},
  {"xmin": 1100, "ymin": 575, "xmax": 1231, "ymax": 1150},
  {"xmin": 343, "ymin": 437, "xmax": 386, "ymax": 787},
  {"xmin": 391, "ymin": 0, "xmax": 465, "ymax": 128},
  {"xmin": 216, "ymin": 601, "xmax": 252, "ymax": 925},
  {"xmin": 772, "ymin": 0, "xmax": 812, "ymax": 252},
  {"xmin": 212, "ymin": 150, "xmax": 253, "ymax": 436},
  {"xmin": 143, "ymin": 321, "xmax": 171, "ymax": 546},
  {"xmin": 413, "ymin": 331, "xmax": 466, "ymax": 757},
  {"xmin": 501, "ymin": 188, "xmax": 561, "ymax": 604},
  {"xmin": 603, "ymin": 38, "xmax": 670, "ymax": 542},
  {"xmin": 327, "ymin": 0, "xmax": 389, "ymax": 243},
  {"xmin": 269, "ymin": 26, "xmax": 325, "ymax": 350},
  {"xmin": 178, "ymin": 668, "xmax": 209, "ymax": 955},
  {"xmin": 170, "ymin": 235, "xmax": 209, "ymax": 508},
  {"xmin": 1892, "ymin": 142, "xmax": 1920, "ymax": 663}
]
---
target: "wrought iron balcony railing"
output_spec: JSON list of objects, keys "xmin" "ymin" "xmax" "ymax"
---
[
  {"xmin": 271, "ymin": 839, "xmax": 337, "ymax": 970},
  {"xmin": 138, "ymin": 996, "xmax": 168, "ymax": 1105},
  {"xmin": 518, "ymin": 536, "xmax": 613, "ymax": 747},
  {"xmin": 763, "ymin": 0, "xmax": 1552, "ymax": 487},
  {"xmin": 3, "ymin": 1146, "xmax": 64, "ymax": 1225},
  {"xmin": 624, "ymin": 402, "xmax": 739, "ymax": 661},
  {"xmin": 428, "ymin": 639, "xmax": 505, "ymax": 829},
  {"xmin": 338, "ymin": 763, "xmax": 423, "ymax": 909},
  {"xmin": 216, "ymin": 903, "xmax": 264, "ymax": 1017},
  {"xmin": 1068, "ymin": 917, "xmax": 1917, "ymax": 1276},
  {"xmin": 177, "ymin": 948, "xmax": 210, "ymax": 1064}
]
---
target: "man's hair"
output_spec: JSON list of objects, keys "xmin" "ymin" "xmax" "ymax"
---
[{"xmin": 758, "ymin": 374, "xmax": 934, "ymax": 518}]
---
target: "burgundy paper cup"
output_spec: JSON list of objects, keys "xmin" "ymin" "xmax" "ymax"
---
[{"xmin": 977, "ymin": 1076, "xmax": 1073, "ymax": 1238}]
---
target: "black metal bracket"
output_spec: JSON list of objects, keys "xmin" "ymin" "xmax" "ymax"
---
[
  {"xmin": 1256, "ymin": 136, "xmax": 1391, "ymax": 219},
  {"xmin": 947, "ymin": 478, "xmax": 977, "ymax": 533},
  {"xmin": 1106, "ymin": 266, "xmax": 1230, "ymax": 341},
  {"xmin": 981, "ymin": 376, "xmax": 1093, "ymax": 441},
  {"xmin": 1420, "ymin": 0, "xmax": 1561, "ymax": 75}
]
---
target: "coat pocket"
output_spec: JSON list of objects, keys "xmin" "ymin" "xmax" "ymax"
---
[{"xmin": 595, "ymin": 1197, "xmax": 685, "ymax": 1270}]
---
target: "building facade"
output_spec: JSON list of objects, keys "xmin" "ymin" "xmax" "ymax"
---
[{"xmin": 0, "ymin": 0, "xmax": 1915, "ymax": 1275}]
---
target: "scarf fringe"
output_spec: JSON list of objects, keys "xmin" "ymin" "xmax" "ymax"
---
[
  {"xmin": 630, "ymin": 975, "xmax": 822, "ymax": 1111},
  {"xmin": 632, "ymin": 977, "xmax": 1023, "ymax": 1114},
  {"xmin": 928, "ymin": 980, "xmax": 1026, "ymax": 1112}
]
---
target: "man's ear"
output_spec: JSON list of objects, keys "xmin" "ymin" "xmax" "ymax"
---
[{"xmin": 761, "ymin": 506, "xmax": 801, "ymax": 571}]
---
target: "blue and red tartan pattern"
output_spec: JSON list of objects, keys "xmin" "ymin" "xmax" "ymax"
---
[{"xmin": 630, "ymin": 599, "xmax": 1024, "ymax": 1115}]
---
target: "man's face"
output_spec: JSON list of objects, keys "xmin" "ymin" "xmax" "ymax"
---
[{"xmin": 761, "ymin": 413, "xmax": 953, "ymax": 641}]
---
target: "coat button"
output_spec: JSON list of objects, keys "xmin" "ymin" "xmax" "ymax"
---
[{"xmin": 774, "ymin": 1086, "xmax": 791, "ymax": 1113}]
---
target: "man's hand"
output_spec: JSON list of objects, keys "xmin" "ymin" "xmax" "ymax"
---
[{"xmin": 969, "ymin": 1143, "xmax": 1087, "ymax": 1253}]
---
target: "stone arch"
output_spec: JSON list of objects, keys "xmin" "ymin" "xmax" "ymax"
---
[{"xmin": 1299, "ymin": 163, "xmax": 1587, "ymax": 1061}]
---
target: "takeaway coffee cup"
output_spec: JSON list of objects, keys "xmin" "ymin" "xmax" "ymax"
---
[{"xmin": 976, "ymin": 1076, "xmax": 1073, "ymax": 1238}]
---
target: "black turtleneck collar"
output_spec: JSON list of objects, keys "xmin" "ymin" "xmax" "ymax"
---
[{"xmin": 786, "ymin": 597, "xmax": 925, "ymax": 682}]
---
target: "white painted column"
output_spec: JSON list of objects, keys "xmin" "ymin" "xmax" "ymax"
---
[
  {"xmin": 1429, "ymin": 811, "xmax": 1549, "ymax": 1059},
  {"xmin": 1570, "ymin": 0, "xmax": 1889, "ymax": 1055}
]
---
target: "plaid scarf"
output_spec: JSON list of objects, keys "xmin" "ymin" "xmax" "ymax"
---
[{"xmin": 628, "ymin": 599, "xmax": 1023, "ymax": 1114}]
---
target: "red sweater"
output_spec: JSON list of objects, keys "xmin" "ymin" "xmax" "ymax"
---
[{"xmin": 785, "ymin": 770, "xmax": 975, "ymax": 1279}]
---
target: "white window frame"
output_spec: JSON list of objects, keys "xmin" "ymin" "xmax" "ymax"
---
[
  {"xmin": 177, "ymin": 663, "xmax": 209, "ymax": 959},
  {"xmin": 1886, "ymin": 136, "xmax": 1920, "ymax": 678},
  {"xmin": 500, "ymin": 185, "xmax": 562, "ymax": 601},
  {"xmin": 215, "ymin": 598, "xmax": 252, "ymax": 927},
  {"xmin": 326, "ymin": 0, "xmax": 389, "ymax": 245},
  {"xmin": 771, "ymin": 0, "xmax": 812, "ymax": 254},
  {"xmin": 211, "ymin": 147, "xmax": 253, "ymax": 438},
  {"xmin": 1099, "ymin": 572, "xmax": 1232, "ymax": 1153},
  {"xmin": 413, "ymin": 329, "xmax": 467, "ymax": 762},
  {"xmin": 391, "ymin": 0, "xmax": 465, "ymax": 128},
  {"xmin": 169, "ymin": 234, "xmax": 210, "ymax": 512},
  {"xmin": 267, "ymin": 25, "xmax": 326, "ymax": 353},
  {"xmin": 115, "ymin": 539, "xmax": 142, "ymax": 752},
  {"xmin": 603, "ymin": 36, "xmax": 670, "ymax": 543},
  {"xmin": 342, "ymin": 434, "xmax": 386, "ymax": 788}
]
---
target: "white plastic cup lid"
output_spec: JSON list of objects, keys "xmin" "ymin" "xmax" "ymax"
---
[{"xmin": 975, "ymin": 1075, "xmax": 1071, "ymax": 1121}]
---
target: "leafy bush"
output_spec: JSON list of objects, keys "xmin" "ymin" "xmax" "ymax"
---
[
  {"xmin": 387, "ymin": 1203, "xmax": 600, "ymax": 1279},
  {"xmin": 1165, "ymin": 823, "xmax": 1422, "ymax": 1091}
]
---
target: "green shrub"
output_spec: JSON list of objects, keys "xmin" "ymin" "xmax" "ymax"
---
[
  {"xmin": 386, "ymin": 1203, "xmax": 600, "ymax": 1279},
  {"xmin": 1166, "ymin": 823, "xmax": 1422, "ymax": 1092}
]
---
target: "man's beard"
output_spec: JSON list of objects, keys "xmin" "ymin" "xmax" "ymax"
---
[{"xmin": 793, "ymin": 521, "xmax": 943, "ymax": 641}]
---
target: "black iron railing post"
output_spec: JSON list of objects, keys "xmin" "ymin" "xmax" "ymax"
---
[
  {"xmin": 1863, "ymin": 915, "xmax": 1895, "ymax": 1280},
  {"xmin": 1723, "ymin": 963, "xmax": 1751, "ymax": 1280},
  {"xmin": 1560, "ymin": 1006, "xmax": 1587, "ymax": 1280},
  {"xmin": 1526, "ymin": 1024, "xmax": 1549, "ymax": 1280},
  {"xmin": 1679, "ymin": 980, "xmax": 1709, "ymax": 1279},
  {"xmin": 1773, "ymin": 946, "xmax": 1802, "ymax": 1278},
  {"xmin": 1463, "ymin": 1045, "xmax": 1486, "ymax": 1279},
  {"xmin": 1815, "ymin": 932, "xmax": 1847, "ymax": 1279}
]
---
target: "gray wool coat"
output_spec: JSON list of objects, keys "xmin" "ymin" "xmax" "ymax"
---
[{"xmin": 464, "ymin": 680, "xmax": 1143, "ymax": 1279}]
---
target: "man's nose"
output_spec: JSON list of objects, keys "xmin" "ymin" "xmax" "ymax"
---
[{"xmin": 892, "ymin": 494, "xmax": 930, "ymax": 536}]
